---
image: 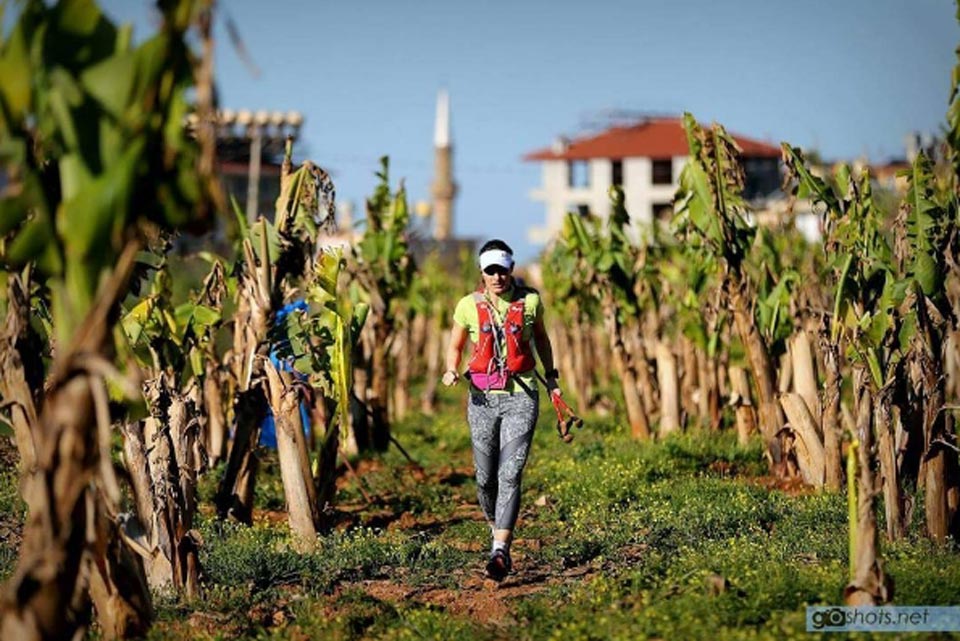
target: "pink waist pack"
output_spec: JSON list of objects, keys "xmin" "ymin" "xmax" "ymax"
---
[{"xmin": 470, "ymin": 371, "xmax": 509, "ymax": 391}]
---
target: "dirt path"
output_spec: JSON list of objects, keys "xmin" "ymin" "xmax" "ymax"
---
[
  {"xmin": 323, "ymin": 459, "xmax": 603, "ymax": 628},
  {"xmin": 354, "ymin": 552, "xmax": 595, "ymax": 627}
]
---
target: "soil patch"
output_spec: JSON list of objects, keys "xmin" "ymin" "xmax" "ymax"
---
[{"xmin": 357, "ymin": 559, "xmax": 558, "ymax": 627}]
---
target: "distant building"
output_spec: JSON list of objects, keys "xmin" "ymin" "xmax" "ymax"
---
[
  {"xmin": 523, "ymin": 116, "xmax": 781, "ymax": 243},
  {"xmin": 175, "ymin": 109, "xmax": 302, "ymax": 254},
  {"xmin": 867, "ymin": 131, "xmax": 944, "ymax": 195},
  {"xmin": 213, "ymin": 109, "xmax": 303, "ymax": 222}
]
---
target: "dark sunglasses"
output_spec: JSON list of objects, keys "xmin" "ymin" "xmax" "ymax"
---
[{"xmin": 483, "ymin": 265, "xmax": 510, "ymax": 276}]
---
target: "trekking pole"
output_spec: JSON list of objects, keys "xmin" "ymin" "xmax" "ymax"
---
[{"xmin": 535, "ymin": 371, "xmax": 584, "ymax": 443}]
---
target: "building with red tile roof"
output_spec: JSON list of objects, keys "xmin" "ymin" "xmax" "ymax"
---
[{"xmin": 522, "ymin": 116, "xmax": 781, "ymax": 244}]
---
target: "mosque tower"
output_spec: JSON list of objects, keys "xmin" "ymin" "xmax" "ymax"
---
[{"xmin": 431, "ymin": 89, "xmax": 457, "ymax": 240}]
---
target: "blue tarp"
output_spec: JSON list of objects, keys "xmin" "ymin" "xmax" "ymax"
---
[{"xmin": 258, "ymin": 299, "xmax": 312, "ymax": 449}]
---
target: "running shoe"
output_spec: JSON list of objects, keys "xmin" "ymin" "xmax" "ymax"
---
[{"xmin": 485, "ymin": 548, "xmax": 512, "ymax": 581}]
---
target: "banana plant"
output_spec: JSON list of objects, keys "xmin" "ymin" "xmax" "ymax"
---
[
  {"xmin": 117, "ymin": 245, "xmax": 225, "ymax": 597},
  {"xmin": 347, "ymin": 157, "xmax": 415, "ymax": 452},
  {"xmin": 673, "ymin": 113, "xmax": 785, "ymax": 471},
  {"xmin": 747, "ymin": 226, "xmax": 828, "ymax": 484},
  {"xmin": 0, "ymin": 0, "xmax": 217, "ymax": 638},
  {"xmin": 214, "ymin": 139, "xmax": 353, "ymax": 545},
  {"xmin": 896, "ymin": 151, "xmax": 959, "ymax": 543},
  {"xmin": 273, "ymin": 247, "xmax": 368, "ymax": 515},
  {"xmin": 561, "ymin": 186, "xmax": 652, "ymax": 439},
  {"xmin": 782, "ymin": 146, "xmax": 898, "ymax": 603}
]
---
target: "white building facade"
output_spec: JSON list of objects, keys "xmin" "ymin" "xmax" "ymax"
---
[{"xmin": 524, "ymin": 117, "xmax": 781, "ymax": 244}]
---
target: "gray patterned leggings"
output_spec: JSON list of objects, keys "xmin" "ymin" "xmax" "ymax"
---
[{"xmin": 467, "ymin": 390, "xmax": 539, "ymax": 531}]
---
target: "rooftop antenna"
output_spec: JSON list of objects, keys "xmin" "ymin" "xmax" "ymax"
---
[{"xmin": 577, "ymin": 108, "xmax": 675, "ymax": 133}]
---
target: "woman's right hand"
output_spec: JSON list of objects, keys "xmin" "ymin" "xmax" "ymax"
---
[{"xmin": 442, "ymin": 370, "xmax": 460, "ymax": 387}]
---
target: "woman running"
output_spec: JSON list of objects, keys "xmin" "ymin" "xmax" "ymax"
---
[{"xmin": 442, "ymin": 239, "xmax": 561, "ymax": 581}]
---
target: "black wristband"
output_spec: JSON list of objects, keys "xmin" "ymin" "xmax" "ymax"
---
[{"xmin": 544, "ymin": 368, "xmax": 559, "ymax": 379}]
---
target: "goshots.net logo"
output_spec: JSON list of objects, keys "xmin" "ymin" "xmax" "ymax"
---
[
  {"xmin": 809, "ymin": 607, "xmax": 847, "ymax": 630},
  {"xmin": 807, "ymin": 606, "xmax": 960, "ymax": 632}
]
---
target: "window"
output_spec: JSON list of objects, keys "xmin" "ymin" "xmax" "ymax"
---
[
  {"xmin": 742, "ymin": 157, "xmax": 780, "ymax": 200},
  {"xmin": 652, "ymin": 159, "xmax": 673, "ymax": 185},
  {"xmin": 611, "ymin": 159, "xmax": 623, "ymax": 187},
  {"xmin": 568, "ymin": 160, "xmax": 590, "ymax": 188},
  {"xmin": 576, "ymin": 203, "xmax": 591, "ymax": 217},
  {"xmin": 652, "ymin": 202, "xmax": 674, "ymax": 221}
]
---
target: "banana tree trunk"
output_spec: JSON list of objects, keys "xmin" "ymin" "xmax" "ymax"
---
[
  {"xmin": 204, "ymin": 360, "xmax": 227, "ymax": 467},
  {"xmin": 820, "ymin": 336, "xmax": 843, "ymax": 491},
  {"xmin": 554, "ymin": 322, "xmax": 581, "ymax": 411},
  {"xmin": 368, "ymin": 313, "xmax": 392, "ymax": 452},
  {"xmin": 215, "ymin": 388, "xmax": 266, "ymax": 524},
  {"xmin": 347, "ymin": 335, "xmax": 370, "ymax": 456},
  {"xmin": 703, "ymin": 348, "xmax": 722, "ymax": 430},
  {"xmin": 680, "ymin": 337, "xmax": 699, "ymax": 425},
  {"xmin": 87, "ymin": 509, "xmax": 154, "ymax": 641},
  {"xmin": 265, "ymin": 362, "xmax": 320, "ymax": 545},
  {"xmin": 696, "ymin": 348, "xmax": 712, "ymax": 429},
  {"xmin": 1, "ymin": 377, "xmax": 100, "ymax": 641},
  {"xmin": 420, "ymin": 311, "xmax": 443, "ymax": 415},
  {"xmin": 167, "ymin": 389, "xmax": 202, "ymax": 551},
  {"xmin": 592, "ymin": 325, "xmax": 612, "ymax": 391},
  {"xmin": 845, "ymin": 367, "xmax": 890, "ymax": 605},
  {"xmin": 717, "ymin": 325, "xmax": 731, "ymax": 401},
  {"xmin": 789, "ymin": 331, "xmax": 821, "ymax": 420},
  {"xmin": 410, "ymin": 312, "xmax": 428, "ymax": 374},
  {"xmin": 0, "ymin": 244, "xmax": 152, "ymax": 641},
  {"xmin": 217, "ymin": 236, "xmax": 271, "ymax": 522},
  {"xmin": 120, "ymin": 378, "xmax": 203, "ymax": 597},
  {"xmin": 392, "ymin": 320, "xmax": 411, "ymax": 422},
  {"xmin": 121, "ymin": 421, "xmax": 155, "ymax": 538},
  {"xmin": 728, "ymin": 273, "xmax": 784, "ymax": 469},
  {"xmin": 312, "ymin": 396, "xmax": 341, "ymax": 519},
  {"xmin": 572, "ymin": 318, "xmax": 592, "ymax": 410},
  {"xmin": 780, "ymin": 392, "xmax": 825, "ymax": 486},
  {"xmin": 874, "ymin": 387, "xmax": 903, "ymax": 541},
  {"xmin": 655, "ymin": 341, "xmax": 680, "ymax": 435},
  {"xmin": 917, "ymin": 318, "xmax": 959, "ymax": 542},
  {"xmin": 601, "ymin": 291, "xmax": 650, "ymax": 440},
  {"xmin": 729, "ymin": 366, "xmax": 756, "ymax": 445},
  {"xmin": 777, "ymin": 351, "xmax": 792, "ymax": 395},
  {"xmin": 946, "ymin": 331, "xmax": 959, "ymax": 404},
  {"xmin": 629, "ymin": 329, "xmax": 657, "ymax": 419}
]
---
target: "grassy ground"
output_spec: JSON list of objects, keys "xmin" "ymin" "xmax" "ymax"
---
[{"xmin": 1, "ymin": 385, "xmax": 959, "ymax": 640}]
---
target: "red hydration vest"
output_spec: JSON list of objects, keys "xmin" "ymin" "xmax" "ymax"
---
[{"xmin": 468, "ymin": 291, "xmax": 537, "ymax": 378}]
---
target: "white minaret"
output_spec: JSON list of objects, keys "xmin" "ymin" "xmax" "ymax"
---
[{"xmin": 431, "ymin": 89, "xmax": 457, "ymax": 240}]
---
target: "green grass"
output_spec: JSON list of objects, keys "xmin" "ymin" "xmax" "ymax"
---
[{"xmin": 1, "ymin": 383, "xmax": 958, "ymax": 640}]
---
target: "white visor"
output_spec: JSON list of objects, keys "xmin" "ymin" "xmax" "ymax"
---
[{"xmin": 479, "ymin": 249, "xmax": 514, "ymax": 272}]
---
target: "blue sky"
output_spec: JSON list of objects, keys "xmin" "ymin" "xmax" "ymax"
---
[{"xmin": 95, "ymin": 0, "xmax": 957, "ymax": 263}]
